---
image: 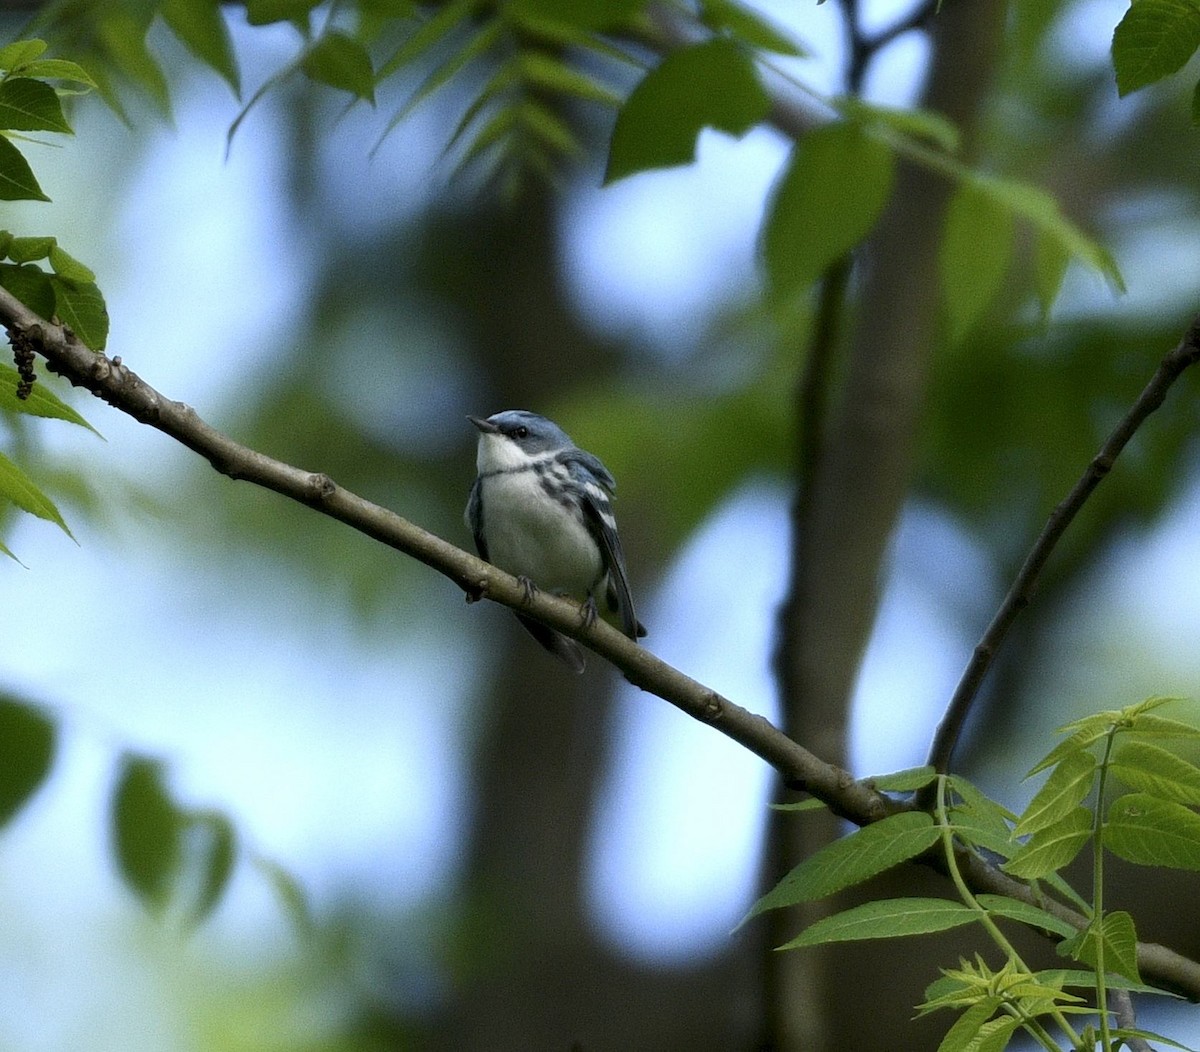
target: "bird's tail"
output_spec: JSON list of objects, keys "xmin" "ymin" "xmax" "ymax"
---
[{"xmin": 515, "ymin": 613, "xmax": 586, "ymax": 673}]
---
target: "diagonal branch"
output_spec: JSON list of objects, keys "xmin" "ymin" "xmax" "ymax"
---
[
  {"xmin": 4, "ymin": 286, "xmax": 1200, "ymax": 999},
  {"xmin": 925, "ymin": 313, "xmax": 1200, "ymax": 780}
]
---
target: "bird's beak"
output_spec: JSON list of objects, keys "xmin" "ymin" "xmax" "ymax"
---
[{"xmin": 467, "ymin": 415, "xmax": 499, "ymax": 434}]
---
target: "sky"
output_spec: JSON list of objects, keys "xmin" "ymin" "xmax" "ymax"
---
[{"xmin": 4, "ymin": 0, "xmax": 1200, "ymax": 1048}]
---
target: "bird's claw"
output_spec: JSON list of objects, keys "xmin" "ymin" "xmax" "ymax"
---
[
  {"xmin": 580, "ymin": 595, "xmax": 599, "ymax": 629},
  {"xmin": 516, "ymin": 575, "xmax": 538, "ymax": 605}
]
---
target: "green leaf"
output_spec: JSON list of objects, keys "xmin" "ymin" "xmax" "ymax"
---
[
  {"xmin": 254, "ymin": 855, "xmax": 314, "ymax": 936},
  {"xmin": 842, "ymin": 98, "xmax": 960, "ymax": 153},
  {"xmin": 1105, "ymin": 791, "xmax": 1200, "ymax": 869},
  {"xmin": 779, "ymin": 897, "xmax": 976, "ymax": 948},
  {"xmin": 1035, "ymin": 228, "xmax": 1071, "ymax": 318},
  {"xmin": 763, "ymin": 121, "xmax": 894, "ymax": 300},
  {"xmin": 0, "ymin": 40, "xmax": 48, "ymax": 71},
  {"xmin": 940, "ymin": 1012, "xmax": 1020, "ymax": 1052},
  {"xmin": 111, "ymin": 756, "xmax": 184, "ymax": 913},
  {"xmin": 1194, "ymin": 78, "xmax": 1200, "ymax": 125},
  {"xmin": 1014, "ymin": 750, "xmax": 1096, "ymax": 837},
  {"xmin": 0, "ymin": 363, "xmax": 98, "ymax": 432},
  {"xmin": 377, "ymin": 0, "xmax": 482, "ymax": 81},
  {"xmin": 0, "ymin": 262, "xmax": 54, "ymax": 318},
  {"xmin": 0, "ymin": 449, "xmax": 71, "ymax": 535},
  {"xmin": 1110, "ymin": 740, "xmax": 1200, "ymax": 805},
  {"xmin": 0, "ymin": 695, "xmax": 55, "ymax": 828},
  {"xmin": 0, "ymin": 78, "xmax": 70, "ymax": 134},
  {"xmin": 301, "ymin": 31, "xmax": 375, "ymax": 101},
  {"xmin": 1041, "ymin": 969, "xmax": 1179, "ymax": 995},
  {"xmin": 48, "ymin": 245, "xmax": 95, "ymax": 283},
  {"xmin": 1057, "ymin": 910, "xmax": 1142, "ymax": 983},
  {"xmin": 244, "ymin": 0, "xmax": 321, "ymax": 25},
  {"xmin": 518, "ymin": 51, "xmax": 621, "ymax": 107},
  {"xmin": 187, "ymin": 810, "xmax": 237, "ymax": 925},
  {"xmin": 97, "ymin": 12, "xmax": 171, "ymax": 117},
  {"xmin": 974, "ymin": 895, "xmax": 1078, "ymax": 939},
  {"xmin": 51, "ymin": 276, "xmax": 109, "ymax": 350},
  {"xmin": 1110, "ymin": 1028, "xmax": 1200, "ymax": 1051},
  {"xmin": 770, "ymin": 796, "xmax": 828, "ymax": 812},
  {"xmin": 1112, "ymin": 0, "xmax": 1200, "ymax": 97},
  {"xmin": 1003, "ymin": 807, "xmax": 1092, "ymax": 879},
  {"xmin": 940, "ymin": 180, "xmax": 1016, "ymax": 343},
  {"xmin": 978, "ymin": 176, "xmax": 1123, "ymax": 292},
  {"xmin": 7, "ymin": 236, "xmax": 55, "ymax": 263},
  {"xmin": 0, "ymin": 135, "xmax": 48, "ymax": 201},
  {"xmin": 746, "ymin": 812, "xmax": 938, "ymax": 920},
  {"xmin": 19, "ymin": 58, "xmax": 96, "ymax": 89},
  {"xmin": 160, "ymin": 0, "xmax": 240, "ymax": 94},
  {"xmin": 869, "ymin": 766, "xmax": 937, "ymax": 793},
  {"xmin": 1125, "ymin": 712, "xmax": 1200, "ymax": 740},
  {"xmin": 1027, "ymin": 719, "xmax": 1112, "ymax": 776},
  {"xmin": 605, "ymin": 39, "xmax": 769, "ymax": 184},
  {"xmin": 388, "ymin": 20, "xmax": 501, "ymax": 129},
  {"xmin": 509, "ymin": 0, "xmax": 642, "ymax": 31},
  {"xmin": 699, "ymin": 0, "xmax": 806, "ymax": 56}
]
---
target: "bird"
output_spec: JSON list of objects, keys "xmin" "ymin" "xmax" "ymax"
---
[{"xmin": 465, "ymin": 410, "xmax": 646, "ymax": 672}]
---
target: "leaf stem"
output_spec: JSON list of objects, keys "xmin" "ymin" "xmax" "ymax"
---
[
  {"xmin": 935, "ymin": 776, "xmax": 1084, "ymax": 1050},
  {"xmin": 1093, "ymin": 728, "xmax": 1118, "ymax": 1051}
]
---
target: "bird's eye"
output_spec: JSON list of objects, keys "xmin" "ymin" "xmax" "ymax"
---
[{"xmin": 514, "ymin": 426, "xmax": 529, "ymax": 439}]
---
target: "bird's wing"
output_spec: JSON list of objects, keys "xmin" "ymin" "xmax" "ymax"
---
[
  {"xmin": 563, "ymin": 451, "xmax": 643, "ymax": 641},
  {"xmin": 465, "ymin": 477, "xmax": 488, "ymax": 560}
]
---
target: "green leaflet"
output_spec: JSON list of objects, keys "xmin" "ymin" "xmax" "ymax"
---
[
  {"xmin": 111, "ymin": 755, "xmax": 239, "ymax": 924},
  {"xmin": 111, "ymin": 756, "xmax": 185, "ymax": 914},
  {"xmin": 301, "ymin": 32, "xmax": 375, "ymax": 102},
  {"xmin": 1013, "ymin": 749, "xmax": 1096, "ymax": 837},
  {"xmin": 763, "ymin": 121, "xmax": 894, "ymax": 300},
  {"xmin": 244, "ymin": 0, "xmax": 321, "ymax": 26},
  {"xmin": 0, "ymin": 135, "xmax": 48, "ymax": 202},
  {"xmin": 746, "ymin": 811, "xmax": 938, "ymax": 920},
  {"xmin": 0, "ymin": 364, "xmax": 98, "ymax": 433},
  {"xmin": 699, "ymin": 0, "xmax": 806, "ymax": 56},
  {"xmin": 0, "ymin": 449, "xmax": 72, "ymax": 536},
  {"xmin": 1002, "ymin": 807, "xmax": 1092, "ymax": 880},
  {"xmin": 0, "ymin": 695, "xmax": 55, "ymax": 828},
  {"xmin": 939, "ymin": 179, "xmax": 1015, "ymax": 344},
  {"xmin": 779, "ymin": 897, "xmax": 976, "ymax": 948},
  {"xmin": 1057, "ymin": 910, "xmax": 1142, "ymax": 984},
  {"xmin": 51, "ymin": 276, "xmax": 109, "ymax": 351},
  {"xmin": 509, "ymin": 0, "xmax": 642, "ymax": 31},
  {"xmin": 973, "ymin": 895, "xmax": 1078, "ymax": 940},
  {"xmin": 1109, "ymin": 740, "xmax": 1200, "ymax": 805},
  {"xmin": 1111, "ymin": 0, "xmax": 1200, "ymax": 96},
  {"xmin": 1105, "ymin": 792, "xmax": 1200, "ymax": 870},
  {"xmin": 605, "ymin": 39, "xmax": 769, "ymax": 184},
  {"xmin": 160, "ymin": 0, "xmax": 241, "ymax": 94},
  {"xmin": 0, "ymin": 78, "xmax": 70, "ymax": 134}
]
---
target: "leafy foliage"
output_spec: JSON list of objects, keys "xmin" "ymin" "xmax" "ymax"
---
[
  {"xmin": 1111, "ymin": 0, "xmax": 1200, "ymax": 101},
  {"xmin": 752, "ymin": 697, "xmax": 1200, "ymax": 1051},
  {"xmin": 0, "ymin": 694, "xmax": 56, "ymax": 827}
]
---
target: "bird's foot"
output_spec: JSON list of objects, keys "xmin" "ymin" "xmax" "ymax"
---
[
  {"xmin": 516, "ymin": 575, "xmax": 539, "ymax": 605},
  {"xmin": 580, "ymin": 595, "xmax": 599, "ymax": 629}
]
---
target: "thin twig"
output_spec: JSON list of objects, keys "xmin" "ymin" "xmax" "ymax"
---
[
  {"xmin": 1109, "ymin": 988, "xmax": 1154, "ymax": 1052},
  {"xmin": 925, "ymin": 314, "xmax": 1200, "ymax": 779}
]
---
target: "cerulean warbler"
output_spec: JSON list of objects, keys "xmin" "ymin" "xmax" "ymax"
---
[{"xmin": 466, "ymin": 410, "xmax": 646, "ymax": 672}]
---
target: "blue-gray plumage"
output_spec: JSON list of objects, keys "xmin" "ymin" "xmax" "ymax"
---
[{"xmin": 465, "ymin": 410, "xmax": 646, "ymax": 672}]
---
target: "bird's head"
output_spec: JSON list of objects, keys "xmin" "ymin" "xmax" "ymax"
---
[{"xmin": 469, "ymin": 410, "xmax": 573, "ymax": 472}]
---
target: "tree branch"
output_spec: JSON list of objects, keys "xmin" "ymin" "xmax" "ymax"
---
[
  {"xmin": 5, "ymin": 287, "xmax": 1200, "ymax": 1000},
  {"xmin": 925, "ymin": 314, "xmax": 1200, "ymax": 778}
]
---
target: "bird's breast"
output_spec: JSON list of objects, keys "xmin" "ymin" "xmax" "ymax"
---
[{"xmin": 480, "ymin": 469, "xmax": 602, "ymax": 597}]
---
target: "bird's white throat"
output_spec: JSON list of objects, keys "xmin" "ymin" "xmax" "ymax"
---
[{"xmin": 476, "ymin": 433, "xmax": 550, "ymax": 474}]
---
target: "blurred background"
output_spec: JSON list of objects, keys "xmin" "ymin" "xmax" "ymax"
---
[{"xmin": 3, "ymin": 0, "xmax": 1200, "ymax": 1048}]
